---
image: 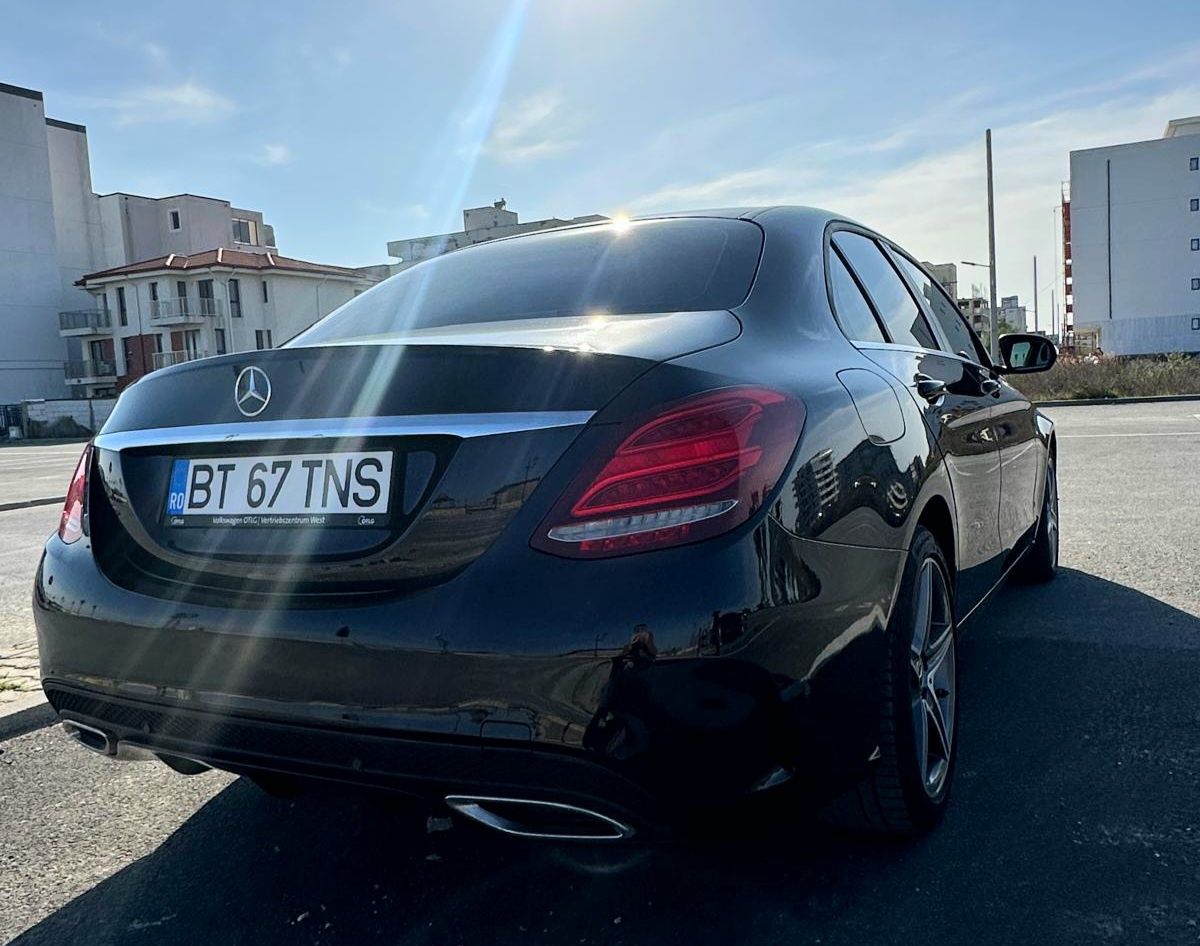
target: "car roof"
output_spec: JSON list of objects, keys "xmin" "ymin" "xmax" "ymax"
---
[{"xmin": 630, "ymin": 205, "xmax": 846, "ymax": 225}]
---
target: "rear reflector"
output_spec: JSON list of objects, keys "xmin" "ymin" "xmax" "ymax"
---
[
  {"xmin": 59, "ymin": 444, "xmax": 92, "ymax": 544},
  {"xmin": 532, "ymin": 387, "xmax": 803, "ymax": 558}
]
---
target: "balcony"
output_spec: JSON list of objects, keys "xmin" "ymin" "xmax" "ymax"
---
[
  {"xmin": 151, "ymin": 349, "xmax": 211, "ymax": 371},
  {"xmin": 64, "ymin": 359, "xmax": 117, "ymax": 384},
  {"xmin": 150, "ymin": 297, "xmax": 226, "ymax": 325},
  {"xmin": 59, "ymin": 309, "xmax": 113, "ymax": 336}
]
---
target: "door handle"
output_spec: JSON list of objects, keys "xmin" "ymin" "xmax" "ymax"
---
[
  {"xmin": 914, "ymin": 374, "xmax": 946, "ymax": 401},
  {"xmin": 979, "ymin": 378, "xmax": 1001, "ymax": 397}
]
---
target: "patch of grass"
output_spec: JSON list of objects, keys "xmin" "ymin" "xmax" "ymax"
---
[{"xmin": 1010, "ymin": 352, "xmax": 1200, "ymax": 401}]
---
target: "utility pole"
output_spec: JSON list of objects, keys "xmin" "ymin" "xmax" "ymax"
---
[
  {"xmin": 1032, "ymin": 255, "xmax": 1039, "ymax": 333},
  {"xmin": 985, "ymin": 129, "xmax": 999, "ymax": 360}
]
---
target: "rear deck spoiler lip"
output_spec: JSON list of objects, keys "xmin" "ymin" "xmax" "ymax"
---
[{"xmin": 92, "ymin": 411, "xmax": 596, "ymax": 452}]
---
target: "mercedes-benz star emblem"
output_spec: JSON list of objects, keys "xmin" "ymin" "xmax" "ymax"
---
[{"xmin": 234, "ymin": 365, "xmax": 271, "ymax": 417}]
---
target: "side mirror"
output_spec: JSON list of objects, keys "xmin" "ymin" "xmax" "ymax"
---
[{"xmin": 997, "ymin": 333, "xmax": 1057, "ymax": 374}]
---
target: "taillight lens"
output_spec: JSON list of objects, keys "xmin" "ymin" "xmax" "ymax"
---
[
  {"xmin": 58, "ymin": 444, "xmax": 91, "ymax": 544},
  {"xmin": 532, "ymin": 387, "xmax": 804, "ymax": 558}
]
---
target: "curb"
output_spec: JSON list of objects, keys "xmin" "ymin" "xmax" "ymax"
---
[
  {"xmin": 1035, "ymin": 393, "xmax": 1200, "ymax": 408},
  {"xmin": 0, "ymin": 496, "xmax": 64, "ymax": 513},
  {"xmin": 0, "ymin": 691, "xmax": 55, "ymax": 741}
]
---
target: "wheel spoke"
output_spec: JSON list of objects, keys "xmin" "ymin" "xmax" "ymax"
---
[
  {"xmin": 925, "ymin": 689, "xmax": 952, "ymax": 765},
  {"xmin": 910, "ymin": 563, "xmax": 933, "ymax": 660},
  {"xmin": 925, "ymin": 623, "xmax": 953, "ymax": 675}
]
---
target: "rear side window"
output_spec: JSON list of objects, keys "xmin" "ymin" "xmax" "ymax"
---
[
  {"xmin": 828, "ymin": 249, "xmax": 885, "ymax": 343},
  {"xmin": 290, "ymin": 218, "xmax": 763, "ymax": 345},
  {"xmin": 832, "ymin": 232, "xmax": 940, "ymax": 351},
  {"xmin": 892, "ymin": 252, "xmax": 987, "ymax": 363}
]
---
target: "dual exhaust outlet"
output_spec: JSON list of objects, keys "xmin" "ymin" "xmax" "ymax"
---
[{"xmin": 62, "ymin": 722, "xmax": 634, "ymax": 841}]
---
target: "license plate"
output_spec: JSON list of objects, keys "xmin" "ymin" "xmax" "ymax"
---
[{"xmin": 164, "ymin": 451, "xmax": 393, "ymax": 528}]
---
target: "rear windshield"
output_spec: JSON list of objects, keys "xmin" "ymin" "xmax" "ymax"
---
[{"xmin": 289, "ymin": 218, "xmax": 762, "ymax": 345}]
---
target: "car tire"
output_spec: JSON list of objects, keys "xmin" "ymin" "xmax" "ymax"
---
[
  {"xmin": 1017, "ymin": 455, "xmax": 1058, "ymax": 583},
  {"xmin": 823, "ymin": 526, "xmax": 958, "ymax": 835}
]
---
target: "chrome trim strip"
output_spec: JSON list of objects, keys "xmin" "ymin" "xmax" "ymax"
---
[{"xmin": 94, "ymin": 411, "xmax": 595, "ymax": 451}]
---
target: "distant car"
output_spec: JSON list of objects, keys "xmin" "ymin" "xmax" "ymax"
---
[{"xmin": 34, "ymin": 208, "xmax": 1058, "ymax": 840}]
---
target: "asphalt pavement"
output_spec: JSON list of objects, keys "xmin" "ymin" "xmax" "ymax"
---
[
  {"xmin": 1, "ymin": 402, "xmax": 1199, "ymax": 945},
  {"xmin": 0, "ymin": 505, "xmax": 58, "ymax": 654},
  {"xmin": 0, "ymin": 442, "xmax": 85, "ymax": 509}
]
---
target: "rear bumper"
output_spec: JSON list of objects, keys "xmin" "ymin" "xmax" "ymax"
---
[
  {"xmin": 34, "ymin": 517, "xmax": 906, "ymax": 820},
  {"xmin": 44, "ymin": 681, "xmax": 663, "ymax": 830}
]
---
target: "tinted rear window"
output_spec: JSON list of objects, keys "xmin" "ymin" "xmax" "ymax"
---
[{"xmin": 290, "ymin": 218, "xmax": 763, "ymax": 345}]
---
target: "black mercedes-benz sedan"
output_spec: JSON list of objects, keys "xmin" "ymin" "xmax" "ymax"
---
[{"xmin": 34, "ymin": 208, "xmax": 1059, "ymax": 840}]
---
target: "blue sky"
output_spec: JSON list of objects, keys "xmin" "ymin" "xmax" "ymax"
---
[{"xmin": 4, "ymin": 0, "xmax": 1199, "ymax": 315}]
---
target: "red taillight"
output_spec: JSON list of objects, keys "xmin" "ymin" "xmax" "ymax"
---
[
  {"xmin": 58, "ymin": 444, "xmax": 91, "ymax": 544},
  {"xmin": 532, "ymin": 387, "xmax": 804, "ymax": 558}
]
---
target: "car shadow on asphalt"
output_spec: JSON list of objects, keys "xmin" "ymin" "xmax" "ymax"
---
[{"xmin": 12, "ymin": 568, "xmax": 1200, "ymax": 946}]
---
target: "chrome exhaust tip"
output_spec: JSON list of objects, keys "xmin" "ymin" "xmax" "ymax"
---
[
  {"xmin": 445, "ymin": 795, "xmax": 635, "ymax": 841},
  {"xmin": 62, "ymin": 720, "xmax": 114, "ymax": 756},
  {"xmin": 61, "ymin": 721, "xmax": 209, "ymax": 772}
]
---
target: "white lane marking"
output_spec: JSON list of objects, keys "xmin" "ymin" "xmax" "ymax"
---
[{"xmin": 1058, "ymin": 432, "xmax": 1200, "ymax": 439}]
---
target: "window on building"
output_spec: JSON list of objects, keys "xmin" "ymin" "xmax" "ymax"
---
[
  {"xmin": 228, "ymin": 278, "xmax": 242, "ymax": 318},
  {"xmin": 832, "ymin": 231, "xmax": 940, "ymax": 350},
  {"xmin": 1192, "ymin": 278, "xmax": 1200, "ymax": 291},
  {"xmin": 261, "ymin": 279, "xmax": 269, "ymax": 304},
  {"xmin": 255, "ymin": 329, "xmax": 273, "ymax": 350},
  {"xmin": 1192, "ymin": 199, "xmax": 1200, "ymax": 212},
  {"xmin": 183, "ymin": 329, "xmax": 200, "ymax": 358},
  {"xmin": 176, "ymin": 280, "xmax": 187, "ymax": 299},
  {"xmin": 169, "ymin": 209, "xmax": 181, "ymax": 231},
  {"xmin": 214, "ymin": 328, "xmax": 227, "ymax": 355},
  {"xmin": 1192, "ymin": 157, "xmax": 1199, "ymax": 171},
  {"xmin": 827, "ymin": 248, "xmax": 885, "ymax": 343},
  {"xmin": 232, "ymin": 218, "xmax": 256, "ymax": 244},
  {"xmin": 116, "ymin": 286, "xmax": 128, "ymax": 327},
  {"xmin": 1192, "ymin": 238, "xmax": 1200, "ymax": 252},
  {"xmin": 197, "ymin": 279, "xmax": 215, "ymax": 316},
  {"xmin": 149, "ymin": 281, "xmax": 158, "ymax": 302},
  {"xmin": 1193, "ymin": 317, "xmax": 1200, "ymax": 331}
]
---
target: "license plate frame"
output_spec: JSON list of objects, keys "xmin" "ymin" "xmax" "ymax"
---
[{"xmin": 163, "ymin": 450, "xmax": 394, "ymax": 528}]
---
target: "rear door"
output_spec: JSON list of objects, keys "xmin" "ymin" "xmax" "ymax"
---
[
  {"xmin": 830, "ymin": 229, "xmax": 1003, "ymax": 615},
  {"xmin": 887, "ymin": 251, "xmax": 1043, "ymax": 568}
]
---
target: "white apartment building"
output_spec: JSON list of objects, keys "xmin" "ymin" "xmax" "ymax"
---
[
  {"xmin": 0, "ymin": 82, "xmax": 95, "ymax": 400},
  {"xmin": 387, "ymin": 199, "xmax": 606, "ymax": 270},
  {"xmin": 998, "ymin": 295, "xmax": 1028, "ymax": 333},
  {"xmin": 0, "ymin": 80, "xmax": 308, "ymax": 401},
  {"xmin": 1068, "ymin": 117, "xmax": 1200, "ymax": 354},
  {"xmin": 70, "ymin": 249, "xmax": 378, "ymax": 396}
]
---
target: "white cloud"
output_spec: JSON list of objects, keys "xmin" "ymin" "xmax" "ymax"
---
[
  {"xmin": 255, "ymin": 143, "xmax": 293, "ymax": 166},
  {"xmin": 627, "ymin": 55, "xmax": 1200, "ymax": 312},
  {"xmin": 98, "ymin": 81, "xmax": 236, "ymax": 126},
  {"xmin": 483, "ymin": 91, "xmax": 580, "ymax": 163},
  {"xmin": 142, "ymin": 42, "xmax": 168, "ymax": 66}
]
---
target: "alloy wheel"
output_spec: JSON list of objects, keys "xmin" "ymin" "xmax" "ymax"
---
[
  {"xmin": 1045, "ymin": 462, "xmax": 1059, "ymax": 567},
  {"xmin": 908, "ymin": 558, "xmax": 956, "ymax": 799}
]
